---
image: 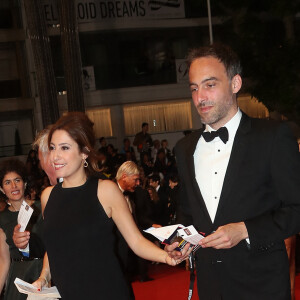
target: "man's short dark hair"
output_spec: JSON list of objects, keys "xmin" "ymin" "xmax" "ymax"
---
[
  {"xmin": 149, "ymin": 174, "xmax": 160, "ymax": 184},
  {"xmin": 142, "ymin": 122, "xmax": 148, "ymax": 128},
  {"xmin": 169, "ymin": 174, "xmax": 179, "ymax": 184},
  {"xmin": 99, "ymin": 137, "xmax": 105, "ymax": 143},
  {"xmin": 186, "ymin": 43, "xmax": 242, "ymax": 80}
]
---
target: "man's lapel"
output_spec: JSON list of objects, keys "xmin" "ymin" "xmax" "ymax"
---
[
  {"xmin": 186, "ymin": 129, "xmax": 213, "ymax": 225},
  {"xmin": 214, "ymin": 113, "xmax": 252, "ymax": 224}
]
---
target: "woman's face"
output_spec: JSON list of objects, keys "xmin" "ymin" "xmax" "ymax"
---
[
  {"xmin": 49, "ymin": 130, "xmax": 87, "ymax": 179},
  {"xmin": 1, "ymin": 172, "xmax": 25, "ymax": 202}
]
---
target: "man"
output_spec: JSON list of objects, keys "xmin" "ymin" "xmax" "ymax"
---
[
  {"xmin": 116, "ymin": 161, "xmax": 140, "ymax": 214},
  {"xmin": 166, "ymin": 44, "xmax": 300, "ymax": 300},
  {"xmin": 149, "ymin": 174, "xmax": 169, "ymax": 226},
  {"xmin": 116, "ymin": 161, "xmax": 154, "ymax": 283},
  {"xmin": 133, "ymin": 122, "xmax": 153, "ymax": 159},
  {"xmin": 33, "ymin": 128, "xmax": 58, "ymax": 186},
  {"xmin": 98, "ymin": 136, "xmax": 108, "ymax": 153}
]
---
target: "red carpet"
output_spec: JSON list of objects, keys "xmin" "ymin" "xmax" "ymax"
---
[
  {"xmin": 132, "ymin": 263, "xmax": 300, "ymax": 299},
  {"xmin": 132, "ymin": 263, "xmax": 198, "ymax": 300}
]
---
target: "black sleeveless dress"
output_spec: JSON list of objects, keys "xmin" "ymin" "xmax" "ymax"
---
[{"xmin": 43, "ymin": 177, "xmax": 131, "ymax": 300}]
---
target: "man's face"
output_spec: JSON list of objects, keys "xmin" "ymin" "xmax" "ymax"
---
[
  {"xmin": 149, "ymin": 179, "xmax": 159, "ymax": 189},
  {"xmin": 189, "ymin": 56, "xmax": 241, "ymax": 130},
  {"xmin": 142, "ymin": 125, "xmax": 149, "ymax": 133},
  {"xmin": 38, "ymin": 149, "xmax": 57, "ymax": 186},
  {"xmin": 162, "ymin": 141, "xmax": 168, "ymax": 148},
  {"xmin": 123, "ymin": 174, "xmax": 140, "ymax": 192}
]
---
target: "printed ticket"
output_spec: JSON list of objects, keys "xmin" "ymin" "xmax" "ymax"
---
[
  {"xmin": 18, "ymin": 200, "xmax": 33, "ymax": 232},
  {"xmin": 177, "ymin": 225, "xmax": 204, "ymax": 245},
  {"xmin": 14, "ymin": 277, "xmax": 61, "ymax": 298}
]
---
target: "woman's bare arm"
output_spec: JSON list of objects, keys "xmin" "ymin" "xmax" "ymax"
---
[{"xmin": 98, "ymin": 180, "xmax": 176, "ymax": 266}]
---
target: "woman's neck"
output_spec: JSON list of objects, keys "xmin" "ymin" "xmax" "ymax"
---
[
  {"xmin": 62, "ymin": 172, "xmax": 88, "ymax": 188},
  {"xmin": 7, "ymin": 199, "xmax": 24, "ymax": 212}
]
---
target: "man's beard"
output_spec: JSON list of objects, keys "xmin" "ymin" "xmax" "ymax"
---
[{"xmin": 197, "ymin": 101, "xmax": 232, "ymax": 126}]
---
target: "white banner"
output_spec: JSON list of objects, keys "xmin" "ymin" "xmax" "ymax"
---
[{"xmin": 42, "ymin": 0, "xmax": 185, "ymax": 25}]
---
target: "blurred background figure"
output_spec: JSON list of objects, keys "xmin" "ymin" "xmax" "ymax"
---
[
  {"xmin": 121, "ymin": 138, "xmax": 137, "ymax": 162},
  {"xmin": 32, "ymin": 128, "xmax": 57, "ymax": 186},
  {"xmin": 148, "ymin": 174, "xmax": 169, "ymax": 227},
  {"xmin": 133, "ymin": 122, "xmax": 153, "ymax": 161},
  {"xmin": 140, "ymin": 152, "xmax": 154, "ymax": 177},
  {"xmin": 151, "ymin": 140, "xmax": 161, "ymax": 164},
  {"xmin": 25, "ymin": 149, "xmax": 40, "ymax": 182},
  {"xmin": 0, "ymin": 159, "xmax": 45, "ymax": 300},
  {"xmin": 168, "ymin": 174, "xmax": 180, "ymax": 225},
  {"xmin": 98, "ymin": 136, "xmax": 108, "ymax": 153}
]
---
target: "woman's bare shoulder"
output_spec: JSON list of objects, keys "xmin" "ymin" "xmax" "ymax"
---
[{"xmin": 41, "ymin": 185, "xmax": 55, "ymax": 211}]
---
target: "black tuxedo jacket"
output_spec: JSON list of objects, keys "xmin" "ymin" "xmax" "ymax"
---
[
  {"xmin": 175, "ymin": 113, "xmax": 300, "ymax": 300},
  {"xmin": 133, "ymin": 186, "xmax": 155, "ymax": 230}
]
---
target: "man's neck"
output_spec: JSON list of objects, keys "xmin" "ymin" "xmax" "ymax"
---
[{"xmin": 117, "ymin": 181, "xmax": 125, "ymax": 193}]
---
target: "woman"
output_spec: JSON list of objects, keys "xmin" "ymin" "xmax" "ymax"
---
[
  {"xmin": 34, "ymin": 112, "xmax": 177, "ymax": 300},
  {"xmin": 0, "ymin": 159, "xmax": 44, "ymax": 300}
]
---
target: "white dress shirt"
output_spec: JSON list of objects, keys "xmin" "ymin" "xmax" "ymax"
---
[{"xmin": 194, "ymin": 109, "xmax": 242, "ymax": 222}]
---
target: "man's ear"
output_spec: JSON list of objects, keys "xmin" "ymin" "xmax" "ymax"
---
[
  {"xmin": 0, "ymin": 187, "xmax": 5, "ymax": 194},
  {"xmin": 231, "ymin": 74, "xmax": 242, "ymax": 94}
]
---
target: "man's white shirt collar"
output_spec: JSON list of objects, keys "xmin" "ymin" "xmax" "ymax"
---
[{"xmin": 204, "ymin": 109, "xmax": 242, "ymax": 143}]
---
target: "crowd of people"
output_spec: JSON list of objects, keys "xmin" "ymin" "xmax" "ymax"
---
[
  {"xmin": 0, "ymin": 43, "xmax": 299, "ymax": 300},
  {"xmin": 0, "ymin": 112, "xmax": 181, "ymax": 300}
]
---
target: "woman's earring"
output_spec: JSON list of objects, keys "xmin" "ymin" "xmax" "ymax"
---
[{"xmin": 83, "ymin": 159, "xmax": 88, "ymax": 168}]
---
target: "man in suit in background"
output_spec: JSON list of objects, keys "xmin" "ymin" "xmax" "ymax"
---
[
  {"xmin": 149, "ymin": 174, "xmax": 169, "ymax": 226},
  {"xmin": 133, "ymin": 122, "xmax": 153, "ymax": 160},
  {"xmin": 166, "ymin": 44, "xmax": 300, "ymax": 300},
  {"xmin": 115, "ymin": 161, "xmax": 140, "ymax": 270},
  {"xmin": 116, "ymin": 161, "xmax": 154, "ymax": 283}
]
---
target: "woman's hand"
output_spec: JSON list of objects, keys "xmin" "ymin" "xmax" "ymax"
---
[
  {"xmin": 164, "ymin": 242, "xmax": 193, "ymax": 266},
  {"xmin": 32, "ymin": 277, "xmax": 48, "ymax": 291},
  {"xmin": 164, "ymin": 242, "xmax": 192, "ymax": 263}
]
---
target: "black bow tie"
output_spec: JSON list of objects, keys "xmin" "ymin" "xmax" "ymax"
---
[{"xmin": 202, "ymin": 127, "xmax": 229, "ymax": 144}]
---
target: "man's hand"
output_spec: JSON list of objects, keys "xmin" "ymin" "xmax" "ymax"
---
[
  {"xmin": 13, "ymin": 224, "xmax": 30, "ymax": 249},
  {"xmin": 164, "ymin": 242, "xmax": 192, "ymax": 263},
  {"xmin": 199, "ymin": 222, "xmax": 248, "ymax": 249}
]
